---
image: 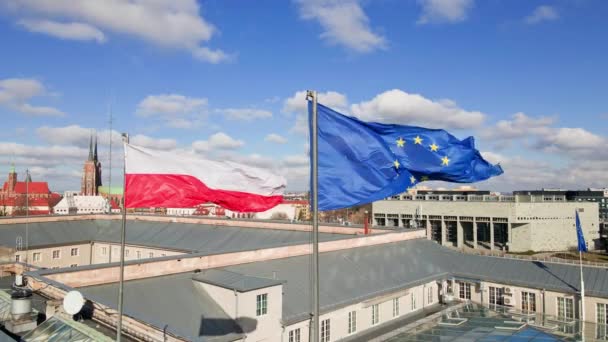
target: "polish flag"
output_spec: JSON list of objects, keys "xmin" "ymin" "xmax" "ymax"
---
[{"xmin": 124, "ymin": 144, "xmax": 286, "ymax": 212}]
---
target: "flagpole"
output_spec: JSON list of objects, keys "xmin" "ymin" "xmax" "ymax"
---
[
  {"xmin": 116, "ymin": 133, "xmax": 129, "ymax": 342},
  {"xmin": 307, "ymin": 90, "xmax": 320, "ymax": 342},
  {"xmin": 579, "ymin": 248, "xmax": 585, "ymax": 341}
]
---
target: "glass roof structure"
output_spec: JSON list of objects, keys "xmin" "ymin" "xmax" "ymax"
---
[
  {"xmin": 385, "ymin": 303, "xmax": 601, "ymax": 342},
  {"xmin": 22, "ymin": 317, "xmax": 112, "ymax": 342}
]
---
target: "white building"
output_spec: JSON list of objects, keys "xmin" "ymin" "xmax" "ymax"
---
[
  {"xmin": 373, "ymin": 193, "xmax": 601, "ymax": 252},
  {"xmin": 53, "ymin": 193, "xmax": 110, "ymax": 215}
]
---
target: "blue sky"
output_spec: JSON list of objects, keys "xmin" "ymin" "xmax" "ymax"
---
[{"xmin": 0, "ymin": 0, "xmax": 607, "ymax": 192}]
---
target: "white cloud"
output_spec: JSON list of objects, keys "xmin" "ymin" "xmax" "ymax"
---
[
  {"xmin": 219, "ymin": 108, "xmax": 273, "ymax": 121},
  {"xmin": 525, "ymin": 5, "xmax": 559, "ymax": 24},
  {"xmin": 36, "ymin": 124, "xmax": 176, "ymax": 151},
  {"xmin": 265, "ymin": 134, "xmax": 288, "ymax": 144},
  {"xmin": 136, "ymin": 94, "xmax": 207, "ymax": 128},
  {"xmin": 482, "ymin": 112, "xmax": 555, "ymax": 144},
  {"xmin": 137, "ymin": 94, "xmax": 207, "ymax": 116},
  {"xmin": 0, "ymin": 78, "xmax": 64, "ymax": 116},
  {"xmin": 538, "ymin": 127, "xmax": 605, "ymax": 152},
  {"xmin": 130, "ymin": 134, "xmax": 177, "ymax": 150},
  {"xmin": 283, "ymin": 154, "xmax": 308, "ymax": 167},
  {"xmin": 192, "ymin": 132, "xmax": 244, "ymax": 152},
  {"xmin": 295, "ymin": 0, "xmax": 386, "ymax": 52},
  {"xmin": 350, "ymin": 89, "xmax": 485, "ymax": 129},
  {"xmin": 417, "ymin": 0, "xmax": 474, "ymax": 24},
  {"xmin": 7, "ymin": 0, "xmax": 229, "ymax": 63},
  {"xmin": 18, "ymin": 19, "xmax": 106, "ymax": 43}
]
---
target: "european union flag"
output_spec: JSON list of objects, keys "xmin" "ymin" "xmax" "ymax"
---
[
  {"xmin": 575, "ymin": 211, "xmax": 588, "ymax": 252},
  {"xmin": 311, "ymin": 102, "xmax": 503, "ymax": 211}
]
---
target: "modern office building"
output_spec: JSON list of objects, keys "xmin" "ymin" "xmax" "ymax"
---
[
  {"xmin": 1, "ymin": 215, "xmax": 607, "ymax": 341},
  {"xmin": 372, "ymin": 192, "xmax": 601, "ymax": 252}
]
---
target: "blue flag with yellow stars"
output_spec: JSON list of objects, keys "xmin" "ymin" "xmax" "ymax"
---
[{"xmin": 311, "ymin": 102, "xmax": 504, "ymax": 211}]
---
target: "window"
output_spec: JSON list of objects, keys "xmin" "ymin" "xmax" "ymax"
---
[
  {"xmin": 149, "ymin": 252, "xmax": 154, "ymax": 258},
  {"xmin": 70, "ymin": 248, "xmax": 79, "ymax": 256},
  {"xmin": 136, "ymin": 251, "xmax": 141, "ymax": 259},
  {"xmin": 427, "ymin": 287, "xmax": 433, "ymax": 304},
  {"xmin": 101, "ymin": 247, "xmax": 107, "ymax": 255},
  {"xmin": 393, "ymin": 298, "xmax": 400, "ymax": 317},
  {"xmin": 52, "ymin": 250, "xmax": 61, "ymax": 259},
  {"xmin": 256, "ymin": 293, "xmax": 268, "ymax": 316},
  {"xmin": 489, "ymin": 286, "xmax": 504, "ymax": 306},
  {"xmin": 371, "ymin": 304, "xmax": 379, "ymax": 325},
  {"xmin": 15, "ymin": 254, "xmax": 20, "ymax": 262},
  {"xmin": 289, "ymin": 328, "xmax": 301, "ymax": 342},
  {"xmin": 411, "ymin": 292, "xmax": 416, "ymax": 311},
  {"xmin": 320, "ymin": 319, "xmax": 330, "ymax": 342},
  {"xmin": 557, "ymin": 297, "xmax": 574, "ymax": 321},
  {"xmin": 459, "ymin": 282, "xmax": 471, "ymax": 300},
  {"xmin": 125, "ymin": 249, "xmax": 129, "ymax": 257},
  {"xmin": 70, "ymin": 264, "xmax": 78, "ymax": 268},
  {"xmin": 33, "ymin": 252, "xmax": 41, "ymax": 262},
  {"xmin": 521, "ymin": 291, "xmax": 536, "ymax": 312},
  {"xmin": 348, "ymin": 311, "xmax": 356, "ymax": 334},
  {"xmin": 598, "ymin": 303, "xmax": 608, "ymax": 324}
]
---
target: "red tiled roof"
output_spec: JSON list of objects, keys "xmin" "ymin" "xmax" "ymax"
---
[
  {"xmin": 12, "ymin": 181, "xmax": 50, "ymax": 194},
  {"xmin": 0, "ymin": 197, "xmax": 52, "ymax": 207},
  {"xmin": 282, "ymin": 200, "xmax": 309, "ymax": 205},
  {"xmin": 110, "ymin": 199, "xmax": 120, "ymax": 209}
]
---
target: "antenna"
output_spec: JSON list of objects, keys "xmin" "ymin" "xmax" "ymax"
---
[
  {"xmin": 108, "ymin": 100, "xmax": 113, "ymax": 207},
  {"xmin": 63, "ymin": 290, "xmax": 85, "ymax": 315}
]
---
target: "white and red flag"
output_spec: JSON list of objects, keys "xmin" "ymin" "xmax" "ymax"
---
[{"xmin": 124, "ymin": 144, "xmax": 286, "ymax": 212}]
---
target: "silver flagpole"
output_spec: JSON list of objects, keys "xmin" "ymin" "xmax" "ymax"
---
[
  {"xmin": 579, "ymin": 248, "xmax": 586, "ymax": 341},
  {"xmin": 307, "ymin": 90, "xmax": 320, "ymax": 342},
  {"xmin": 116, "ymin": 133, "xmax": 129, "ymax": 342}
]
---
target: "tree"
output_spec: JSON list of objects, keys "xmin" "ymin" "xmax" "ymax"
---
[{"xmin": 270, "ymin": 212, "xmax": 289, "ymax": 220}]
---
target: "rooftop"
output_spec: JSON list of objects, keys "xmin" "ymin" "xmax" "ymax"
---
[
  {"xmin": 79, "ymin": 238, "xmax": 608, "ymax": 340},
  {"xmin": 0, "ymin": 219, "xmax": 350, "ymax": 253}
]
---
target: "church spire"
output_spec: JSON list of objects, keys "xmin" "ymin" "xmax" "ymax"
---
[
  {"xmin": 88, "ymin": 133, "xmax": 93, "ymax": 161},
  {"xmin": 94, "ymin": 134, "xmax": 98, "ymax": 162}
]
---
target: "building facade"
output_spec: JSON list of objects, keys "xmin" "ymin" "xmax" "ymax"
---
[
  {"xmin": 373, "ymin": 193, "xmax": 601, "ymax": 252},
  {"xmin": 81, "ymin": 135, "xmax": 102, "ymax": 196},
  {"xmin": 0, "ymin": 165, "xmax": 59, "ymax": 216}
]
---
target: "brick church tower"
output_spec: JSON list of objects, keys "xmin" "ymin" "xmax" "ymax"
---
[{"xmin": 81, "ymin": 134, "xmax": 102, "ymax": 195}]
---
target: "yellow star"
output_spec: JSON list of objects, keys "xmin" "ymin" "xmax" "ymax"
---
[
  {"xmin": 442, "ymin": 156, "xmax": 450, "ymax": 166},
  {"xmin": 421, "ymin": 176, "xmax": 429, "ymax": 181},
  {"xmin": 410, "ymin": 175, "xmax": 416, "ymax": 184},
  {"xmin": 430, "ymin": 143, "xmax": 439, "ymax": 152},
  {"xmin": 414, "ymin": 136, "xmax": 423, "ymax": 145},
  {"xmin": 396, "ymin": 137, "xmax": 405, "ymax": 147},
  {"xmin": 394, "ymin": 159, "xmax": 400, "ymax": 169}
]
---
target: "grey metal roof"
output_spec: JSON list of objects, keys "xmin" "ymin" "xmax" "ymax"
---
[
  {"xmin": 0, "ymin": 220, "xmax": 349, "ymax": 254},
  {"xmin": 193, "ymin": 269, "xmax": 283, "ymax": 292},
  {"xmin": 78, "ymin": 238, "xmax": 608, "ymax": 340},
  {"xmin": 82, "ymin": 272, "xmax": 244, "ymax": 342}
]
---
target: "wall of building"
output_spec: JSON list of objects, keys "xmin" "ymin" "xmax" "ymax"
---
[
  {"xmin": 14, "ymin": 243, "xmax": 91, "ymax": 269},
  {"xmin": 373, "ymin": 199, "xmax": 600, "ymax": 251},
  {"xmin": 282, "ymin": 281, "xmax": 439, "ymax": 342},
  {"xmin": 238, "ymin": 284, "xmax": 283, "ymax": 341},
  {"xmin": 91, "ymin": 242, "xmax": 184, "ymax": 264}
]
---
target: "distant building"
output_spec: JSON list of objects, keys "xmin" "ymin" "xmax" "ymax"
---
[
  {"xmin": 81, "ymin": 134, "xmax": 102, "ymax": 196},
  {"xmin": 0, "ymin": 164, "xmax": 60, "ymax": 216},
  {"xmin": 373, "ymin": 192, "xmax": 601, "ymax": 252},
  {"xmin": 53, "ymin": 192, "xmax": 110, "ymax": 215},
  {"xmin": 514, "ymin": 188, "xmax": 608, "ymax": 221}
]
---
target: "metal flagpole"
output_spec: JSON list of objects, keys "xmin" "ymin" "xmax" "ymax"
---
[
  {"xmin": 307, "ymin": 90, "xmax": 320, "ymax": 342},
  {"xmin": 116, "ymin": 133, "xmax": 129, "ymax": 342},
  {"xmin": 579, "ymin": 248, "xmax": 585, "ymax": 341},
  {"xmin": 25, "ymin": 169, "xmax": 29, "ymax": 269}
]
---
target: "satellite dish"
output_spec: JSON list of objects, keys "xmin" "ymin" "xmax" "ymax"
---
[{"xmin": 63, "ymin": 291, "xmax": 85, "ymax": 315}]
